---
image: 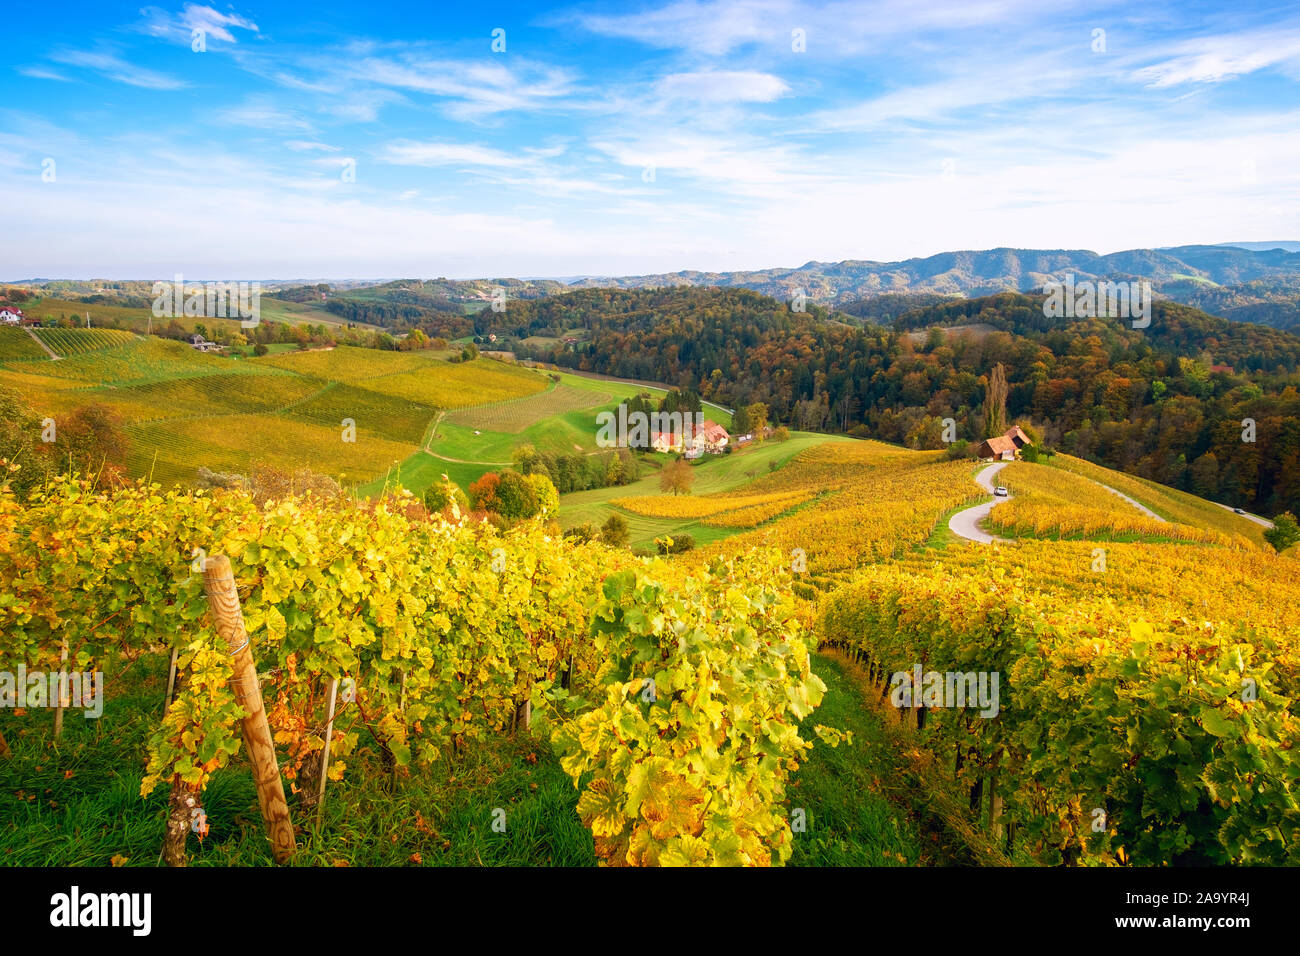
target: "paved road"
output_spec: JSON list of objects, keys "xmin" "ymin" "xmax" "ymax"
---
[
  {"xmin": 1212, "ymin": 501, "xmax": 1276, "ymax": 530},
  {"xmin": 1096, "ymin": 483, "xmax": 1165, "ymax": 521},
  {"xmin": 948, "ymin": 462, "xmax": 1012, "ymax": 544}
]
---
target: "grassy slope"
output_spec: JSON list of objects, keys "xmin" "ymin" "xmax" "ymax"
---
[
  {"xmin": 559, "ymin": 432, "xmax": 844, "ymax": 547},
  {"xmin": 360, "ymin": 368, "xmax": 739, "ymax": 501},
  {"xmin": 0, "ymin": 649, "xmax": 966, "ymax": 867}
]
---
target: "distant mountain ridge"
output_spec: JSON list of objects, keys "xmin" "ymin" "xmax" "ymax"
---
[
  {"xmin": 563, "ymin": 244, "xmax": 1300, "ymax": 331},
  {"xmin": 566, "ymin": 244, "xmax": 1300, "ymax": 298},
  {"xmin": 11, "ymin": 243, "xmax": 1300, "ymax": 332}
]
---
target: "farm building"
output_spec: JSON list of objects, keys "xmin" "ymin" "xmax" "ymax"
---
[
  {"xmin": 691, "ymin": 419, "xmax": 730, "ymax": 454},
  {"xmin": 0, "ymin": 307, "xmax": 24, "ymax": 325},
  {"xmin": 650, "ymin": 431, "xmax": 684, "ymax": 454},
  {"xmin": 188, "ymin": 333, "xmax": 223, "ymax": 353},
  {"xmin": 974, "ymin": 425, "xmax": 1032, "ymax": 461}
]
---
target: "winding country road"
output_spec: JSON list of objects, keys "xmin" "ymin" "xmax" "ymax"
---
[
  {"xmin": 1096, "ymin": 482, "xmax": 1165, "ymax": 521},
  {"xmin": 948, "ymin": 462, "xmax": 1012, "ymax": 544},
  {"xmin": 947, "ymin": 460, "xmax": 1274, "ymax": 545},
  {"xmin": 1211, "ymin": 501, "xmax": 1275, "ymax": 530}
]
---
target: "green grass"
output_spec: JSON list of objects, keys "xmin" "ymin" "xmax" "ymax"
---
[
  {"xmin": 558, "ymin": 433, "xmax": 845, "ymax": 544},
  {"xmin": 792, "ymin": 653, "xmax": 1011, "ymax": 866},
  {"xmin": 788, "ymin": 654, "xmax": 927, "ymax": 865},
  {"xmin": 256, "ymin": 297, "xmax": 374, "ymax": 330},
  {"xmin": 0, "ymin": 648, "xmax": 960, "ymax": 867},
  {"xmin": 0, "ymin": 652, "xmax": 595, "ymax": 866},
  {"xmin": 445, "ymin": 382, "xmax": 611, "ymax": 433}
]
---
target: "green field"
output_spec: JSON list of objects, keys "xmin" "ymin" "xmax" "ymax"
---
[
  {"xmin": 559, "ymin": 431, "xmax": 842, "ymax": 547},
  {"xmin": 5, "ymin": 334, "xmax": 765, "ymax": 506},
  {"xmin": 1, "ymin": 334, "xmax": 558, "ymax": 489},
  {"xmin": 361, "ymin": 368, "xmax": 741, "ymax": 501}
]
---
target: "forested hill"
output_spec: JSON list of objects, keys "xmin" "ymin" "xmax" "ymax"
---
[{"xmin": 511, "ymin": 287, "xmax": 1300, "ymax": 515}]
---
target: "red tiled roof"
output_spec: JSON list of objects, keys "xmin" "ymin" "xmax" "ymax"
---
[{"xmin": 980, "ymin": 435, "xmax": 1018, "ymax": 455}]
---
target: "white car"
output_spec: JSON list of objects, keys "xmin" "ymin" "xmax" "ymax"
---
[
  {"xmin": 994, "ymin": 486, "xmax": 1008, "ymax": 497},
  {"xmin": 1233, "ymin": 507, "xmax": 1246, "ymax": 515}
]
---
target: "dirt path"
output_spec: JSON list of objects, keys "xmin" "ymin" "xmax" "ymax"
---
[{"xmin": 26, "ymin": 328, "xmax": 60, "ymax": 360}]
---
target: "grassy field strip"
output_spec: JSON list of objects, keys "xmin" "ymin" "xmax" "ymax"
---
[
  {"xmin": 445, "ymin": 381, "xmax": 612, "ymax": 433},
  {"xmin": 558, "ymin": 432, "xmax": 843, "ymax": 537},
  {"xmin": 790, "ymin": 653, "xmax": 1008, "ymax": 866},
  {"xmin": 0, "ymin": 326, "xmax": 54, "ymax": 361},
  {"xmin": 554, "ymin": 366, "xmax": 735, "ymax": 422}
]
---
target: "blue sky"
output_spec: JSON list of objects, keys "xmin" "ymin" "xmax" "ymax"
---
[{"xmin": 3, "ymin": 0, "xmax": 1299, "ymax": 279}]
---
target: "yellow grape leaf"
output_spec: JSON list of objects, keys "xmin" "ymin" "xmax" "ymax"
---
[{"xmin": 576, "ymin": 777, "xmax": 627, "ymax": 838}]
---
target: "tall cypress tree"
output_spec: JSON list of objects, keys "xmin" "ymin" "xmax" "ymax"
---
[{"xmin": 985, "ymin": 362, "xmax": 1008, "ymax": 437}]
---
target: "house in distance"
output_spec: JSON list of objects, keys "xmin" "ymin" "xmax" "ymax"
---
[{"xmin": 974, "ymin": 425, "xmax": 1031, "ymax": 461}]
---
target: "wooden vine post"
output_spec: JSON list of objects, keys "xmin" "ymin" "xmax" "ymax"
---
[
  {"xmin": 203, "ymin": 554, "xmax": 296, "ymax": 864},
  {"xmin": 315, "ymin": 677, "xmax": 340, "ymax": 820},
  {"xmin": 164, "ymin": 646, "xmax": 180, "ymax": 707},
  {"xmin": 53, "ymin": 637, "xmax": 69, "ymax": 740}
]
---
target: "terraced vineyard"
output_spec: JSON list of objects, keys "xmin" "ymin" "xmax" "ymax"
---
[
  {"xmin": 1051, "ymin": 453, "xmax": 1270, "ymax": 548},
  {"xmin": 31, "ymin": 327, "xmax": 136, "ymax": 355},
  {"xmin": 1, "ymin": 333, "xmax": 556, "ymax": 488},
  {"xmin": 10, "ymin": 336, "xmax": 255, "ymax": 386},
  {"xmin": 0, "ymin": 327, "xmax": 49, "ymax": 361},
  {"xmin": 689, "ymin": 443, "xmax": 981, "ymax": 574},
  {"xmin": 989, "ymin": 460, "xmax": 1246, "ymax": 547}
]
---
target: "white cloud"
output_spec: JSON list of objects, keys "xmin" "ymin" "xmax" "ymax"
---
[
  {"xmin": 565, "ymin": 0, "xmax": 1069, "ymax": 57},
  {"xmin": 50, "ymin": 49, "xmax": 187, "ymax": 90},
  {"xmin": 137, "ymin": 3, "xmax": 259, "ymax": 45},
  {"xmin": 656, "ymin": 70, "xmax": 790, "ymax": 103},
  {"xmin": 216, "ymin": 99, "xmax": 313, "ymax": 131},
  {"xmin": 18, "ymin": 67, "xmax": 71, "ymax": 82},
  {"xmin": 1133, "ymin": 31, "xmax": 1300, "ymax": 87},
  {"xmin": 379, "ymin": 142, "xmax": 531, "ymax": 168}
]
